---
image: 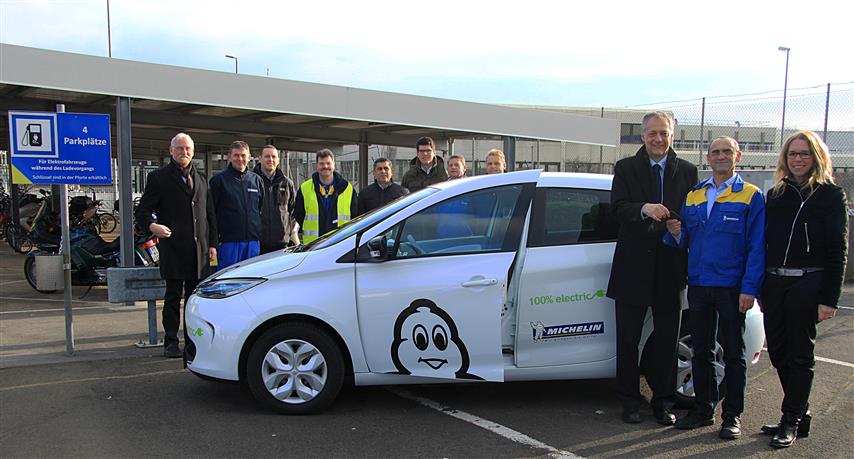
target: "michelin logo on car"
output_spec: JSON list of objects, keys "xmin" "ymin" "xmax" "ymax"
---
[{"xmin": 531, "ymin": 321, "xmax": 605, "ymax": 341}]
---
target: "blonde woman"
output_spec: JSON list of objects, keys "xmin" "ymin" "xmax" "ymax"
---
[{"xmin": 760, "ymin": 130, "xmax": 849, "ymax": 448}]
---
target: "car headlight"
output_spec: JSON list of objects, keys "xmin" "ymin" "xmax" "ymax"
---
[{"xmin": 195, "ymin": 278, "xmax": 266, "ymax": 299}]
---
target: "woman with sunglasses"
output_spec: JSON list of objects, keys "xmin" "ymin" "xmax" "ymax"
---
[{"xmin": 760, "ymin": 130, "xmax": 849, "ymax": 448}]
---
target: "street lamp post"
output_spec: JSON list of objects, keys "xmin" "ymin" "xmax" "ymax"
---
[
  {"xmin": 778, "ymin": 46, "xmax": 790, "ymax": 147},
  {"xmin": 106, "ymin": 0, "xmax": 112, "ymax": 57},
  {"xmin": 225, "ymin": 54, "xmax": 239, "ymax": 74}
]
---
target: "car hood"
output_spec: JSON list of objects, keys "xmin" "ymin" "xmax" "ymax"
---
[{"xmin": 207, "ymin": 250, "xmax": 308, "ymax": 280}]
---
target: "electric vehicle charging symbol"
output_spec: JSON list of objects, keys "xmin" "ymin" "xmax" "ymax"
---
[{"xmin": 22, "ymin": 124, "xmax": 42, "ymax": 147}]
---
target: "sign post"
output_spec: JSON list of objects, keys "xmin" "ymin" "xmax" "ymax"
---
[{"xmin": 8, "ymin": 109, "xmax": 112, "ymax": 355}]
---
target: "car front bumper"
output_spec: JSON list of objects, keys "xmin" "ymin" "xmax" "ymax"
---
[{"xmin": 185, "ymin": 293, "xmax": 259, "ymax": 381}]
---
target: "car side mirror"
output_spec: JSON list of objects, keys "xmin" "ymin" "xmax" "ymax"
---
[{"xmin": 367, "ymin": 235, "xmax": 388, "ymax": 260}]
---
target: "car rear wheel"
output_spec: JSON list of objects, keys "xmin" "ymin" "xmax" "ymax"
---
[
  {"xmin": 245, "ymin": 322, "xmax": 344, "ymax": 414},
  {"xmin": 674, "ymin": 317, "xmax": 726, "ymax": 409}
]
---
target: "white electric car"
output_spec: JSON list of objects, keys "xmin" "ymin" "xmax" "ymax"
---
[{"xmin": 185, "ymin": 170, "xmax": 764, "ymax": 414}]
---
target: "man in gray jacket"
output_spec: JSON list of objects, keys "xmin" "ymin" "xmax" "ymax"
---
[{"xmin": 254, "ymin": 145, "xmax": 299, "ymax": 253}]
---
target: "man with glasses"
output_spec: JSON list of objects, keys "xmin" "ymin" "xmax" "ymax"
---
[
  {"xmin": 135, "ymin": 133, "xmax": 217, "ymax": 358},
  {"xmin": 401, "ymin": 137, "xmax": 448, "ymax": 192},
  {"xmin": 607, "ymin": 111, "xmax": 698, "ymax": 425},
  {"xmin": 663, "ymin": 136, "xmax": 765, "ymax": 439}
]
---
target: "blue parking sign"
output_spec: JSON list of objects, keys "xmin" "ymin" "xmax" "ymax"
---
[{"xmin": 8, "ymin": 111, "xmax": 112, "ymax": 185}]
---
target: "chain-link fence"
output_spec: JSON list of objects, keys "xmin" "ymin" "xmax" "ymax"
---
[{"xmin": 624, "ymin": 81, "xmax": 854, "ymax": 202}]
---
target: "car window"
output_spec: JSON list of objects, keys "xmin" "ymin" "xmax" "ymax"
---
[
  {"xmin": 377, "ymin": 185, "xmax": 526, "ymax": 259},
  {"xmin": 528, "ymin": 188, "xmax": 618, "ymax": 247},
  {"xmin": 305, "ymin": 187, "xmax": 438, "ymax": 251}
]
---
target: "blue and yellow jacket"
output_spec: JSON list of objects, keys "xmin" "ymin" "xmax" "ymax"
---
[{"xmin": 663, "ymin": 174, "xmax": 766, "ymax": 296}]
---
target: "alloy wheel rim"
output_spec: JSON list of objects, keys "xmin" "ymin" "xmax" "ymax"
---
[
  {"xmin": 261, "ymin": 339, "xmax": 328, "ymax": 404},
  {"xmin": 675, "ymin": 335, "xmax": 725, "ymax": 398}
]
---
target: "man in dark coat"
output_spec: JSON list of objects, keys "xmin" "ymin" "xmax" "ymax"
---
[
  {"xmin": 357, "ymin": 157, "xmax": 409, "ymax": 216},
  {"xmin": 135, "ymin": 133, "xmax": 217, "ymax": 358},
  {"xmin": 254, "ymin": 145, "xmax": 299, "ymax": 253},
  {"xmin": 209, "ymin": 141, "xmax": 265, "ymax": 268},
  {"xmin": 401, "ymin": 137, "xmax": 448, "ymax": 192},
  {"xmin": 607, "ymin": 111, "xmax": 698, "ymax": 425}
]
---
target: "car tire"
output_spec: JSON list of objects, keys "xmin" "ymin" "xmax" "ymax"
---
[
  {"xmin": 674, "ymin": 315, "xmax": 726, "ymax": 409},
  {"xmin": 245, "ymin": 322, "xmax": 344, "ymax": 415},
  {"xmin": 24, "ymin": 254, "xmax": 58, "ymax": 294}
]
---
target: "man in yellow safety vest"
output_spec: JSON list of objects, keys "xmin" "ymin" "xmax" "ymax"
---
[{"xmin": 294, "ymin": 149, "xmax": 359, "ymax": 244}]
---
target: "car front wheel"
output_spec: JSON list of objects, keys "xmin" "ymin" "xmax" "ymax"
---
[{"xmin": 245, "ymin": 322, "xmax": 344, "ymax": 414}]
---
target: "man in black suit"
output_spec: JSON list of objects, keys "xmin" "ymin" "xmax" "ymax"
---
[
  {"xmin": 135, "ymin": 133, "xmax": 218, "ymax": 358},
  {"xmin": 607, "ymin": 111, "xmax": 698, "ymax": 424}
]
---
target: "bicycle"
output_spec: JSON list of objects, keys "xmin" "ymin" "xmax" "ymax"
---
[
  {"xmin": 6, "ymin": 191, "xmax": 51, "ymax": 254},
  {"xmin": 95, "ymin": 211, "xmax": 118, "ymax": 233}
]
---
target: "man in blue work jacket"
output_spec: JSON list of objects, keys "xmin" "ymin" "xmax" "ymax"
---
[
  {"xmin": 210, "ymin": 140, "xmax": 265, "ymax": 268},
  {"xmin": 664, "ymin": 136, "xmax": 765, "ymax": 440}
]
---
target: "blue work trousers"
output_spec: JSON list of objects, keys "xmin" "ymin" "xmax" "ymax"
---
[
  {"xmin": 217, "ymin": 241, "xmax": 260, "ymax": 269},
  {"xmin": 687, "ymin": 285, "xmax": 747, "ymax": 417}
]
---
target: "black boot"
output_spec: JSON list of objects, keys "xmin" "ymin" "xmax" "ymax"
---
[
  {"xmin": 761, "ymin": 411, "xmax": 811, "ymax": 437},
  {"xmin": 770, "ymin": 421, "xmax": 798, "ymax": 448}
]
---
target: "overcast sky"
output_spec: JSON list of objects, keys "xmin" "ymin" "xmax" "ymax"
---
[{"xmin": 1, "ymin": 0, "xmax": 852, "ymax": 108}]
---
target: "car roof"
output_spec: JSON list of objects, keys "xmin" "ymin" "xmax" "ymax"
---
[
  {"xmin": 538, "ymin": 172, "xmax": 613, "ymax": 191},
  {"xmin": 427, "ymin": 170, "xmax": 613, "ymax": 193}
]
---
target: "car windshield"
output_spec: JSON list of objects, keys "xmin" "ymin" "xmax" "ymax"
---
[{"xmin": 296, "ymin": 187, "xmax": 438, "ymax": 251}]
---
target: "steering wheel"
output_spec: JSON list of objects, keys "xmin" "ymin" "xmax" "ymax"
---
[{"xmin": 398, "ymin": 234, "xmax": 424, "ymax": 256}]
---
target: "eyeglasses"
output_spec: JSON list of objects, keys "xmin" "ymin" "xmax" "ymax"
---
[{"xmin": 786, "ymin": 150, "xmax": 813, "ymax": 159}]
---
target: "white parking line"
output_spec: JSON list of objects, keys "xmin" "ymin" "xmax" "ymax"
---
[
  {"xmin": 0, "ymin": 280, "xmax": 27, "ymax": 286},
  {"xmin": 0, "ymin": 296, "xmax": 111, "ymax": 305},
  {"xmin": 837, "ymin": 306, "xmax": 854, "ymax": 310},
  {"xmin": 0, "ymin": 305, "xmax": 107, "ymax": 315},
  {"xmin": 0, "ymin": 369, "xmax": 184, "ymax": 392},
  {"xmin": 762, "ymin": 348, "xmax": 854, "ymax": 369},
  {"xmin": 388, "ymin": 388, "xmax": 583, "ymax": 459},
  {"xmin": 815, "ymin": 356, "xmax": 854, "ymax": 369}
]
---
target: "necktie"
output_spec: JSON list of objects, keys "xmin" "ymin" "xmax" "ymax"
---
[
  {"xmin": 653, "ymin": 164, "xmax": 662, "ymax": 203},
  {"xmin": 186, "ymin": 172, "xmax": 193, "ymax": 192}
]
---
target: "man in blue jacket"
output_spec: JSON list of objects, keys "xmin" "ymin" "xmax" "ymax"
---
[
  {"xmin": 664, "ymin": 136, "xmax": 765, "ymax": 439},
  {"xmin": 210, "ymin": 141, "xmax": 265, "ymax": 268}
]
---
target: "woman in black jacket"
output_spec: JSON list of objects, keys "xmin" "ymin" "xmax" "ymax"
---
[{"xmin": 760, "ymin": 130, "xmax": 849, "ymax": 448}]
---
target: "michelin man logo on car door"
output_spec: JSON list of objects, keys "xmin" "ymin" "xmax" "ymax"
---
[{"xmin": 390, "ymin": 298, "xmax": 483, "ymax": 380}]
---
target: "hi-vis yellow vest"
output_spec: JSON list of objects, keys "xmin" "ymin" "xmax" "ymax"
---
[{"xmin": 300, "ymin": 179, "xmax": 353, "ymax": 243}]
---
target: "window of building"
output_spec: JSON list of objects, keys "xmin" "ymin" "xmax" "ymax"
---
[{"xmin": 620, "ymin": 123, "xmax": 642, "ymax": 144}]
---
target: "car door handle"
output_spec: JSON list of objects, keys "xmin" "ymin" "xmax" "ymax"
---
[{"xmin": 461, "ymin": 278, "xmax": 498, "ymax": 287}]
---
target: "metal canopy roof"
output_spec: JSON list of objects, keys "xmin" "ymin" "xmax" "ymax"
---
[{"xmin": 0, "ymin": 44, "xmax": 617, "ymax": 158}]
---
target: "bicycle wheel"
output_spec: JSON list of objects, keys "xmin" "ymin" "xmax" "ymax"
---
[{"xmin": 98, "ymin": 212, "xmax": 117, "ymax": 233}]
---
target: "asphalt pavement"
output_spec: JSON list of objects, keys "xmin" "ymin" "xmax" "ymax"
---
[{"xmin": 1, "ymin": 241, "xmax": 852, "ymax": 458}]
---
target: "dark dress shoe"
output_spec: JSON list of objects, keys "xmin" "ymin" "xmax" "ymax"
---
[
  {"xmin": 622, "ymin": 410, "xmax": 642, "ymax": 424},
  {"xmin": 675, "ymin": 410, "xmax": 715, "ymax": 430},
  {"xmin": 770, "ymin": 423, "xmax": 798, "ymax": 448},
  {"xmin": 761, "ymin": 412, "xmax": 810, "ymax": 437},
  {"xmin": 719, "ymin": 415, "xmax": 741, "ymax": 439},
  {"xmin": 163, "ymin": 342, "xmax": 182, "ymax": 358},
  {"xmin": 653, "ymin": 408, "xmax": 676, "ymax": 426}
]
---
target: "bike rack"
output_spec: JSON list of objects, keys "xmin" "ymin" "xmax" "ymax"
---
[{"xmin": 106, "ymin": 267, "xmax": 166, "ymax": 348}]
